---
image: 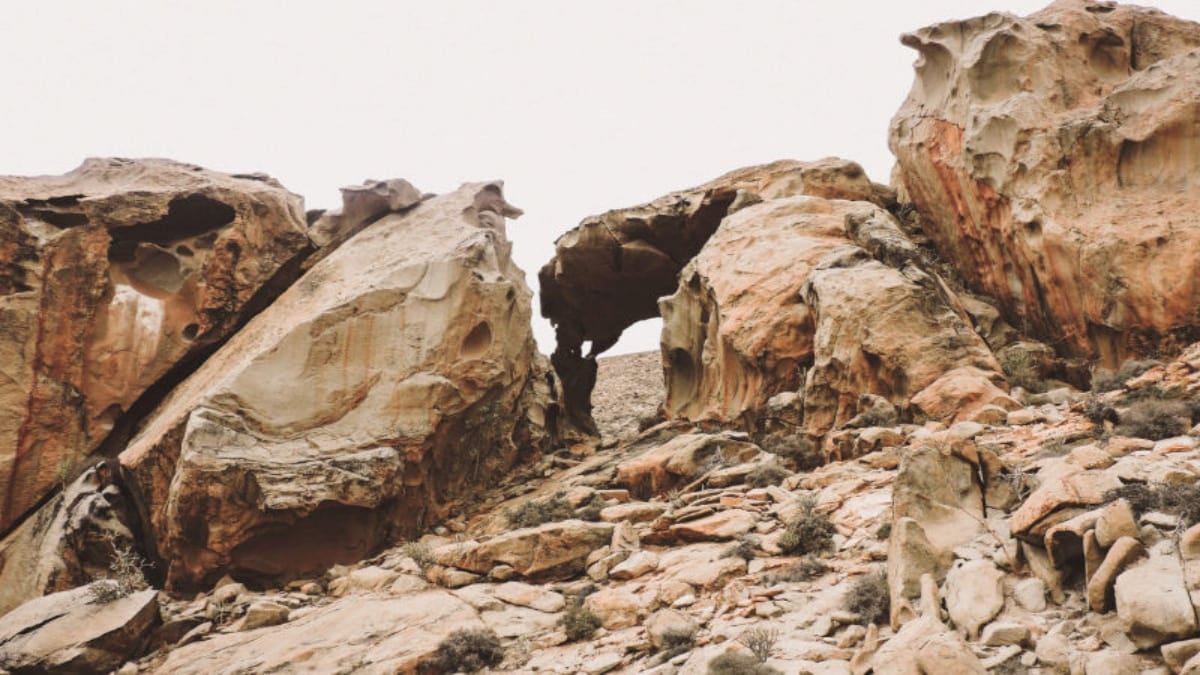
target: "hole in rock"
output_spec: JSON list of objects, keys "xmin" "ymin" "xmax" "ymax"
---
[
  {"xmin": 181, "ymin": 323, "xmax": 200, "ymax": 341},
  {"xmin": 227, "ymin": 503, "xmax": 384, "ymax": 589},
  {"xmin": 107, "ymin": 194, "xmax": 236, "ymax": 248},
  {"xmin": 461, "ymin": 322, "xmax": 493, "ymax": 359}
]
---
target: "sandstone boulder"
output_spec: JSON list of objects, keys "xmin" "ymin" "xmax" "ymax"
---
[
  {"xmin": 659, "ymin": 189, "xmax": 1001, "ymax": 437},
  {"xmin": 891, "ymin": 1, "xmax": 1200, "ymax": 365},
  {"xmin": 539, "ymin": 159, "xmax": 894, "ymax": 431},
  {"xmin": 432, "ymin": 520, "xmax": 613, "ymax": 580},
  {"xmin": 118, "ymin": 181, "xmax": 556, "ymax": 589},
  {"xmin": 0, "ymin": 158, "xmax": 310, "ymax": 532},
  {"xmin": 0, "ymin": 582, "xmax": 159, "ymax": 674},
  {"xmin": 1115, "ymin": 555, "xmax": 1198, "ymax": 650},
  {"xmin": 308, "ymin": 178, "xmax": 425, "ymax": 247}
]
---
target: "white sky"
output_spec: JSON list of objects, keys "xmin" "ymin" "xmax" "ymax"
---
[{"xmin": 6, "ymin": 1, "xmax": 1199, "ymax": 356}]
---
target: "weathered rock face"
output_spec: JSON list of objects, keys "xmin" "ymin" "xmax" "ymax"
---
[
  {"xmin": 0, "ymin": 462, "xmax": 144, "ymax": 616},
  {"xmin": 118, "ymin": 181, "xmax": 554, "ymax": 589},
  {"xmin": 539, "ymin": 159, "xmax": 895, "ymax": 431},
  {"xmin": 659, "ymin": 184, "xmax": 1003, "ymax": 435},
  {"xmin": 0, "ymin": 158, "xmax": 310, "ymax": 533},
  {"xmin": 890, "ymin": 1, "xmax": 1200, "ymax": 365}
]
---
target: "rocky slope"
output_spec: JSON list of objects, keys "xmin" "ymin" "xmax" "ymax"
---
[{"xmin": 3, "ymin": 1, "xmax": 1200, "ymax": 674}]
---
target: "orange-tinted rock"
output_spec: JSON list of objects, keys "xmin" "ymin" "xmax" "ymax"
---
[
  {"xmin": 118, "ymin": 181, "xmax": 556, "ymax": 589},
  {"xmin": 891, "ymin": 1, "xmax": 1200, "ymax": 365},
  {"xmin": 0, "ymin": 158, "xmax": 310, "ymax": 533}
]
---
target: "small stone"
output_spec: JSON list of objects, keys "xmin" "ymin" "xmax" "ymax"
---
[
  {"xmin": 210, "ymin": 582, "xmax": 246, "ymax": 606},
  {"xmin": 584, "ymin": 588, "xmax": 642, "ymax": 630},
  {"xmin": 1036, "ymin": 632, "xmax": 1073, "ymax": 671},
  {"xmin": 609, "ymin": 551, "xmax": 659, "ymax": 581},
  {"xmin": 1085, "ymin": 650, "xmax": 1141, "ymax": 675},
  {"xmin": 837, "ymin": 624, "xmax": 867, "ymax": 648},
  {"xmin": 240, "ymin": 601, "xmax": 289, "ymax": 631},
  {"xmin": 494, "ymin": 581, "xmax": 566, "ymax": 613},
  {"xmin": 1013, "ymin": 577, "xmax": 1048, "ymax": 612},
  {"xmin": 1144, "ymin": 511, "xmax": 1182, "ymax": 529},
  {"xmin": 1181, "ymin": 524, "xmax": 1200, "ymax": 561},
  {"xmin": 982, "ymin": 622, "xmax": 1030, "ymax": 647}
]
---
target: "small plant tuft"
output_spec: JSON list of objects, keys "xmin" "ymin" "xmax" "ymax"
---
[
  {"xmin": 90, "ymin": 534, "xmax": 150, "ymax": 603},
  {"xmin": 766, "ymin": 555, "xmax": 829, "ymax": 585},
  {"xmin": 402, "ymin": 541, "xmax": 434, "ymax": 570},
  {"xmin": 561, "ymin": 602, "xmax": 602, "ymax": 642},
  {"xmin": 740, "ymin": 627, "xmax": 780, "ymax": 663},
  {"xmin": 1116, "ymin": 399, "xmax": 1192, "ymax": 441},
  {"xmin": 707, "ymin": 651, "xmax": 783, "ymax": 675},
  {"xmin": 843, "ymin": 569, "xmax": 889, "ymax": 625},
  {"xmin": 506, "ymin": 493, "xmax": 575, "ymax": 528},
  {"xmin": 745, "ymin": 464, "xmax": 790, "ymax": 488},
  {"xmin": 759, "ymin": 433, "xmax": 822, "ymax": 472},
  {"xmin": 999, "ymin": 349, "xmax": 1047, "ymax": 393},
  {"xmin": 658, "ymin": 626, "xmax": 697, "ymax": 658},
  {"xmin": 875, "ymin": 521, "xmax": 892, "ymax": 540},
  {"xmin": 1092, "ymin": 359, "xmax": 1160, "ymax": 393},
  {"xmin": 431, "ymin": 628, "xmax": 504, "ymax": 673},
  {"xmin": 574, "ymin": 494, "xmax": 607, "ymax": 522},
  {"xmin": 1082, "ymin": 395, "xmax": 1117, "ymax": 428},
  {"xmin": 778, "ymin": 495, "xmax": 835, "ymax": 555},
  {"xmin": 723, "ymin": 534, "xmax": 758, "ymax": 561}
]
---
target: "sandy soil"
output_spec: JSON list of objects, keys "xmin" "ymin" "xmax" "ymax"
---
[{"xmin": 591, "ymin": 350, "xmax": 665, "ymax": 443}]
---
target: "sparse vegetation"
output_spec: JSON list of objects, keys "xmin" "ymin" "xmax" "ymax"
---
[
  {"xmin": 766, "ymin": 555, "xmax": 830, "ymax": 585},
  {"xmin": 1107, "ymin": 481, "xmax": 1200, "ymax": 527},
  {"xmin": 843, "ymin": 569, "xmax": 889, "ymax": 625},
  {"xmin": 90, "ymin": 534, "xmax": 149, "ymax": 603},
  {"xmin": 999, "ymin": 349, "xmax": 1047, "ymax": 393},
  {"xmin": 402, "ymin": 541, "xmax": 435, "ymax": 569},
  {"xmin": 875, "ymin": 521, "xmax": 892, "ymax": 540},
  {"xmin": 707, "ymin": 651, "xmax": 783, "ymax": 675},
  {"xmin": 431, "ymin": 628, "xmax": 504, "ymax": 673},
  {"xmin": 561, "ymin": 602, "xmax": 602, "ymax": 642},
  {"xmin": 506, "ymin": 493, "xmax": 575, "ymax": 528},
  {"xmin": 745, "ymin": 464, "xmax": 790, "ymax": 488},
  {"xmin": 1035, "ymin": 437, "xmax": 1070, "ymax": 459},
  {"xmin": 575, "ymin": 494, "xmax": 607, "ymax": 522},
  {"xmin": 723, "ymin": 535, "xmax": 758, "ymax": 561},
  {"xmin": 740, "ymin": 627, "xmax": 780, "ymax": 663},
  {"xmin": 1116, "ymin": 398, "xmax": 1192, "ymax": 440},
  {"xmin": 759, "ymin": 433, "xmax": 822, "ymax": 472},
  {"xmin": 658, "ymin": 626, "xmax": 697, "ymax": 658},
  {"xmin": 778, "ymin": 495, "xmax": 835, "ymax": 555},
  {"xmin": 1092, "ymin": 359, "xmax": 1160, "ymax": 393},
  {"xmin": 1082, "ymin": 395, "xmax": 1117, "ymax": 428}
]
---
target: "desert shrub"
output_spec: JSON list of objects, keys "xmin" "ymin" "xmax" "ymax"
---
[
  {"xmin": 561, "ymin": 602, "xmax": 601, "ymax": 642},
  {"xmin": 431, "ymin": 628, "xmax": 504, "ymax": 673},
  {"xmin": 778, "ymin": 496, "xmax": 835, "ymax": 556},
  {"xmin": 1036, "ymin": 438, "xmax": 1070, "ymax": 458},
  {"xmin": 506, "ymin": 493, "xmax": 575, "ymax": 528},
  {"xmin": 90, "ymin": 535, "xmax": 149, "ymax": 603},
  {"xmin": 402, "ymin": 541, "xmax": 434, "ymax": 569},
  {"xmin": 575, "ymin": 494, "xmax": 607, "ymax": 522},
  {"xmin": 844, "ymin": 569, "xmax": 889, "ymax": 625},
  {"xmin": 707, "ymin": 651, "xmax": 782, "ymax": 675},
  {"xmin": 765, "ymin": 555, "xmax": 829, "ymax": 585},
  {"xmin": 658, "ymin": 626, "xmax": 697, "ymax": 658},
  {"xmin": 723, "ymin": 535, "xmax": 758, "ymax": 561},
  {"xmin": 1105, "ymin": 480, "xmax": 1200, "ymax": 527},
  {"xmin": 1092, "ymin": 359, "xmax": 1160, "ymax": 393},
  {"xmin": 759, "ymin": 433, "xmax": 822, "ymax": 472},
  {"xmin": 1082, "ymin": 395, "xmax": 1117, "ymax": 428},
  {"xmin": 740, "ymin": 627, "xmax": 780, "ymax": 663},
  {"xmin": 746, "ymin": 464, "xmax": 790, "ymax": 488},
  {"xmin": 875, "ymin": 521, "xmax": 892, "ymax": 540},
  {"xmin": 1000, "ymin": 350, "xmax": 1047, "ymax": 393},
  {"xmin": 1117, "ymin": 399, "xmax": 1192, "ymax": 440}
]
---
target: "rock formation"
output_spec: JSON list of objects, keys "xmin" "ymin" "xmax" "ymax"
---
[
  {"xmin": 117, "ymin": 180, "xmax": 553, "ymax": 590},
  {"xmin": 891, "ymin": 0, "xmax": 1200, "ymax": 366},
  {"xmin": 0, "ymin": 158, "xmax": 310, "ymax": 533}
]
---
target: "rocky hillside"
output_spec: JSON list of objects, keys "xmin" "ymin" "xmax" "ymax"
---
[{"xmin": 3, "ymin": 1, "xmax": 1200, "ymax": 674}]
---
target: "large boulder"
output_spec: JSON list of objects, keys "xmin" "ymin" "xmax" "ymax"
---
[
  {"xmin": 0, "ymin": 582, "xmax": 159, "ymax": 674},
  {"xmin": 0, "ymin": 158, "xmax": 310, "ymax": 532},
  {"xmin": 658, "ymin": 188, "xmax": 1002, "ymax": 435},
  {"xmin": 118, "ymin": 181, "xmax": 556, "ymax": 589},
  {"xmin": 539, "ymin": 158, "xmax": 894, "ymax": 431},
  {"xmin": 890, "ymin": 1, "xmax": 1200, "ymax": 365}
]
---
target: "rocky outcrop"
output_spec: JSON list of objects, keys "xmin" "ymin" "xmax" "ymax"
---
[
  {"xmin": 659, "ymin": 180, "xmax": 1005, "ymax": 436},
  {"xmin": 890, "ymin": 0, "xmax": 1200, "ymax": 366},
  {"xmin": 117, "ymin": 181, "xmax": 554, "ymax": 589},
  {"xmin": 0, "ymin": 462, "xmax": 144, "ymax": 616},
  {"xmin": 0, "ymin": 158, "xmax": 310, "ymax": 533},
  {"xmin": 539, "ymin": 159, "xmax": 895, "ymax": 432},
  {"xmin": 0, "ymin": 582, "xmax": 159, "ymax": 673}
]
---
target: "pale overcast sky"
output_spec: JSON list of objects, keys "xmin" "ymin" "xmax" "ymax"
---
[{"xmin": 6, "ymin": 1, "xmax": 1199, "ymax": 355}]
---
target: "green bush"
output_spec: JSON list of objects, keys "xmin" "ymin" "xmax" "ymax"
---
[
  {"xmin": 506, "ymin": 494, "xmax": 575, "ymax": 528},
  {"xmin": 707, "ymin": 651, "xmax": 782, "ymax": 675},
  {"xmin": 844, "ymin": 569, "xmax": 889, "ymax": 625},
  {"xmin": 561, "ymin": 603, "xmax": 601, "ymax": 642},
  {"xmin": 778, "ymin": 496, "xmax": 835, "ymax": 555},
  {"xmin": 431, "ymin": 628, "xmax": 504, "ymax": 673}
]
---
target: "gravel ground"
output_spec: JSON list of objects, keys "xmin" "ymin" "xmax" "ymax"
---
[{"xmin": 592, "ymin": 350, "xmax": 665, "ymax": 443}]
